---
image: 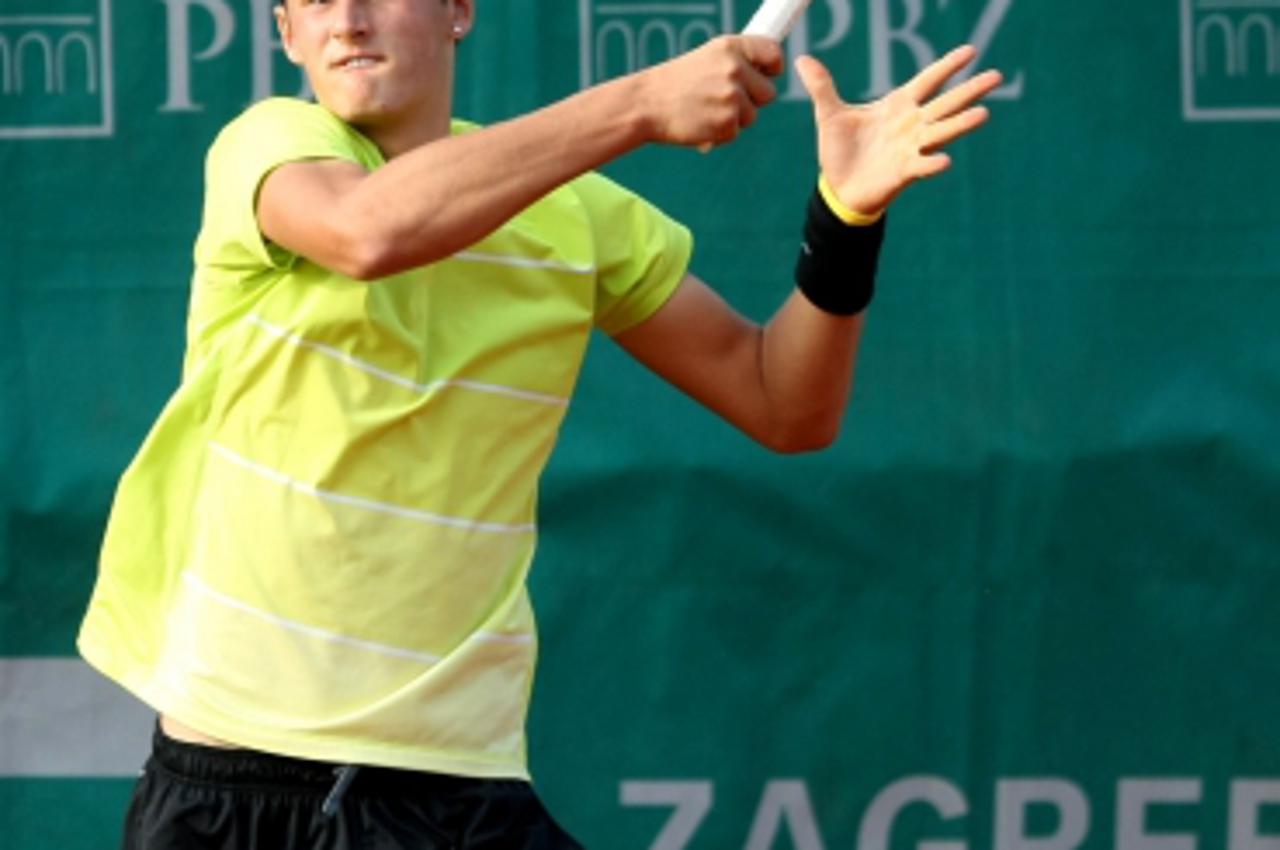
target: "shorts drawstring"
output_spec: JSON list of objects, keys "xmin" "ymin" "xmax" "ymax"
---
[{"xmin": 322, "ymin": 766, "xmax": 360, "ymax": 817}]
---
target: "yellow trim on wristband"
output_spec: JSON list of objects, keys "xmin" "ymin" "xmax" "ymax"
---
[{"xmin": 819, "ymin": 175, "xmax": 884, "ymax": 226}]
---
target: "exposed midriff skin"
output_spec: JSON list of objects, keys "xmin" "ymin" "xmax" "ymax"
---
[{"xmin": 161, "ymin": 715, "xmax": 239, "ymax": 749}]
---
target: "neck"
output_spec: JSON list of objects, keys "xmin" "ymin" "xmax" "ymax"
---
[{"xmin": 356, "ymin": 108, "xmax": 453, "ymax": 159}]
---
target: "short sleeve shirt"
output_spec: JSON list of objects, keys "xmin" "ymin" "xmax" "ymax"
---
[{"xmin": 78, "ymin": 97, "xmax": 692, "ymax": 778}]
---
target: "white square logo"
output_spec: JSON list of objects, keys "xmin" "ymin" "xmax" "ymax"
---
[
  {"xmin": 0, "ymin": 0, "xmax": 114, "ymax": 138},
  {"xmin": 580, "ymin": 0, "xmax": 739, "ymax": 89},
  {"xmin": 1181, "ymin": 0, "xmax": 1280, "ymax": 121}
]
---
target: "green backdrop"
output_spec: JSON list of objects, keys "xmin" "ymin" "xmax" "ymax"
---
[{"xmin": 3, "ymin": 1, "xmax": 1279, "ymax": 847}]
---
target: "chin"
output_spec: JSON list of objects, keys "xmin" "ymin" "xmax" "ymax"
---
[{"xmin": 322, "ymin": 96, "xmax": 386, "ymax": 127}]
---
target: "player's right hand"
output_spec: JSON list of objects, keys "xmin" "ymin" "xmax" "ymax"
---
[{"xmin": 636, "ymin": 36, "xmax": 784, "ymax": 148}]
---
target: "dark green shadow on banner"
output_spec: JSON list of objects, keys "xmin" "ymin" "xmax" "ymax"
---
[{"xmin": 0, "ymin": 779, "xmax": 136, "ymax": 849}]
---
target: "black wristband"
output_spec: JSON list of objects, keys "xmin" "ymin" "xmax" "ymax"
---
[{"xmin": 794, "ymin": 186, "xmax": 887, "ymax": 316}]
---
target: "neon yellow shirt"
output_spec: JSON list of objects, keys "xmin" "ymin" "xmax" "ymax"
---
[{"xmin": 78, "ymin": 98, "xmax": 692, "ymax": 778}]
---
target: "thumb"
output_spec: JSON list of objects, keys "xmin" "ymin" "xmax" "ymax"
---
[{"xmin": 793, "ymin": 55, "xmax": 841, "ymax": 121}]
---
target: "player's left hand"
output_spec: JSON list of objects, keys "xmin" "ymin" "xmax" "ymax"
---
[{"xmin": 794, "ymin": 45, "xmax": 1003, "ymax": 217}]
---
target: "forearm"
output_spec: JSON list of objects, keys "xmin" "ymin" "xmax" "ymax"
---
[
  {"xmin": 261, "ymin": 36, "xmax": 783, "ymax": 279},
  {"xmin": 751, "ymin": 185, "xmax": 884, "ymax": 449},
  {"xmin": 757, "ymin": 290, "xmax": 865, "ymax": 450},
  {"xmin": 341, "ymin": 74, "xmax": 652, "ymax": 277},
  {"xmin": 615, "ymin": 186, "xmax": 883, "ymax": 453},
  {"xmin": 614, "ymin": 272, "xmax": 870, "ymax": 454}
]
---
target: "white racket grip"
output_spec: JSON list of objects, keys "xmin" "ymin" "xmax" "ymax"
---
[
  {"xmin": 743, "ymin": 0, "xmax": 814, "ymax": 40},
  {"xmin": 697, "ymin": 0, "xmax": 812, "ymax": 153}
]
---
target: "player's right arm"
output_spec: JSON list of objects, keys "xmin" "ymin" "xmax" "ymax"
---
[{"xmin": 256, "ymin": 36, "xmax": 783, "ymax": 281}]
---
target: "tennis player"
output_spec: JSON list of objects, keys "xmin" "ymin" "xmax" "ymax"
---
[{"xmin": 78, "ymin": 0, "xmax": 1002, "ymax": 846}]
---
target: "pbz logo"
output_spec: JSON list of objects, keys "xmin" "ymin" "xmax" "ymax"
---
[
  {"xmin": 578, "ymin": 0, "xmax": 1024, "ymax": 102},
  {"xmin": 0, "ymin": 0, "xmax": 114, "ymax": 138},
  {"xmin": 1182, "ymin": 0, "xmax": 1280, "ymax": 120}
]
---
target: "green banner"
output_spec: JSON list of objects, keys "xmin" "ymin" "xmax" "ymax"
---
[{"xmin": 3, "ymin": 1, "xmax": 1279, "ymax": 847}]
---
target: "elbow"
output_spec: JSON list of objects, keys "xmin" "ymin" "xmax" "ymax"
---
[
  {"xmin": 758, "ymin": 415, "xmax": 842, "ymax": 455},
  {"xmin": 767, "ymin": 430, "xmax": 839, "ymax": 455},
  {"xmin": 332, "ymin": 229, "xmax": 460, "ymax": 281},
  {"xmin": 323, "ymin": 202, "xmax": 426, "ymax": 281},
  {"xmin": 330, "ymin": 231, "xmax": 401, "ymax": 281},
  {"xmin": 319, "ymin": 193, "xmax": 489, "ymax": 280},
  {"xmin": 303, "ymin": 221, "xmax": 388, "ymax": 281},
  {"xmin": 344, "ymin": 252, "xmax": 394, "ymax": 283}
]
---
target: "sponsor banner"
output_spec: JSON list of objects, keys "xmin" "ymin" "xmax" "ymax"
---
[
  {"xmin": 1182, "ymin": 0, "xmax": 1280, "ymax": 120},
  {"xmin": 0, "ymin": 0, "xmax": 114, "ymax": 138},
  {"xmin": 578, "ymin": 0, "xmax": 1027, "ymax": 101},
  {"xmin": 2, "ymin": 2, "xmax": 1279, "ymax": 849}
]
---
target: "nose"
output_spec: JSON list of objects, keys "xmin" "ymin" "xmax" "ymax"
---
[{"xmin": 331, "ymin": 0, "xmax": 371, "ymax": 40}]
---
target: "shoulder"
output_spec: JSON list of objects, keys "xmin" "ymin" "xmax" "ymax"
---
[
  {"xmin": 565, "ymin": 171, "xmax": 653, "ymax": 227},
  {"xmin": 216, "ymin": 97, "xmax": 335, "ymax": 141},
  {"xmin": 208, "ymin": 98, "xmax": 379, "ymax": 169},
  {"xmin": 565, "ymin": 172, "xmax": 690, "ymax": 247},
  {"xmin": 568, "ymin": 170, "xmax": 633, "ymax": 203}
]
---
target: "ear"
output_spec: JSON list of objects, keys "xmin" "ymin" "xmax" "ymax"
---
[
  {"xmin": 450, "ymin": 0, "xmax": 475, "ymax": 39},
  {"xmin": 275, "ymin": 3, "xmax": 302, "ymax": 65}
]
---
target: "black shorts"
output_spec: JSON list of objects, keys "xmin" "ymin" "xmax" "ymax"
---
[{"xmin": 122, "ymin": 726, "xmax": 585, "ymax": 849}]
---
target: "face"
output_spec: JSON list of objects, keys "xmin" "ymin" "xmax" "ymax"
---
[{"xmin": 276, "ymin": 0, "xmax": 473, "ymax": 141}]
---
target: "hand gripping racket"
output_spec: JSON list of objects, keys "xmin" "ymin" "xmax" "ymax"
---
[{"xmin": 699, "ymin": 0, "xmax": 813, "ymax": 150}]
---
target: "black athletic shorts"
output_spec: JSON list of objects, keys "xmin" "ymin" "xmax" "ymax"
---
[{"xmin": 122, "ymin": 725, "xmax": 585, "ymax": 849}]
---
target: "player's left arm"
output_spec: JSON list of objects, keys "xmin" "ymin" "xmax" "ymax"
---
[
  {"xmin": 615, "ymin": 274, "xmax": 865, "ymax": 452},
  {"xmin": 615, "ymin": 45, "xmax": 1002, "ymax": 453}
]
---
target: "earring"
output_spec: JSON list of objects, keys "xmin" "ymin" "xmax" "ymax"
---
[{"xmin": 452, "ymin": 24, "xmax": 463, "ymax": 37}]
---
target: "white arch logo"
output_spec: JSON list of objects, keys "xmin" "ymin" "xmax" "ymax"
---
[
  {"xmin": 1182, "ymin": 0, "xmax": 1280, "ymax": 121},
  {"xmin": 579, "ymin": 1, "xmax": 738, "ymax": 89},
  {"xmin": 0, "ymin": 0, "xmax": 114, "ymax": 139}
]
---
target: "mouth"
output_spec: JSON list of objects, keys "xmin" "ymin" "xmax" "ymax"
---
[{"xmin": 332, "ymin": 54, "xmax": 384, "ymax": 71}]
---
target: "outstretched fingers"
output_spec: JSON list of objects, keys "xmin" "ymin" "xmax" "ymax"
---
[
  {"xmin": 921, "ymin": 105, "xmax": 991, "ymax": 152},
  {"xmin": 912, "ymin": 152, "xmax": 953, "ymax": 180},
  {"xmin": 907, "ymin": 44, "xmax": 979, "ymax": 104},
  {"xmin": 923, "ymin": 69, "xmax": 1004, "ymax": 123}
]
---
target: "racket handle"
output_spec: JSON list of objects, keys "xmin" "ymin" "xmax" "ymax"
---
[
  {"xmin": 743, "ymin": 0, "xmax": 813, "ymax": 40},
  {"xmin": 697, "ymin": 0, "xmax": 814, "ymax": 153}
]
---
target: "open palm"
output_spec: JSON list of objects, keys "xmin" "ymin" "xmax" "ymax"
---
[{"xmin": 796, "ymin": 45, "xmax": 1003, "ymax": 216}]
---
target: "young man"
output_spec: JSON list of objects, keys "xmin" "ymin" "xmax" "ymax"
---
[{"xmin": 78, "ymin": 0, "xmax": 1002, "ymax": 846}]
